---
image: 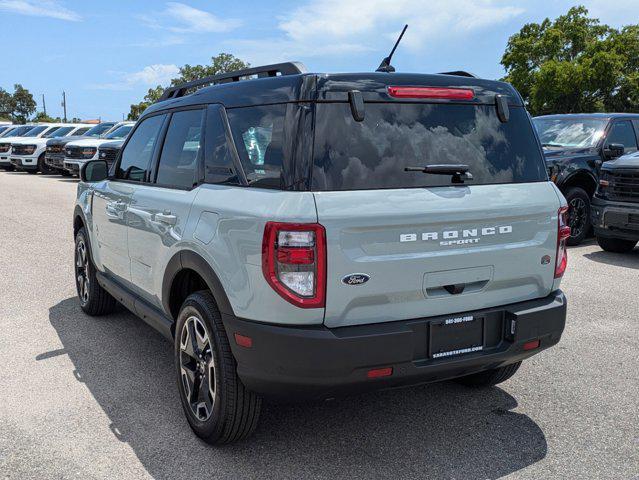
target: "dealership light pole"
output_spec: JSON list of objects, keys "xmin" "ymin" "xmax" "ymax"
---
[
  {"xmin": 61, "ymin": 91, "xmax": 67, "ymax": 122},
  {"xmin": 42, "ymin": 94, "xmax": 47, "ymax": 117}
]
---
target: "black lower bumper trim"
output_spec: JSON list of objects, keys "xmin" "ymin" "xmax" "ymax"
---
[{"xmin": 222, "ymin": 291, "xmax": 567, "ymax": 399}]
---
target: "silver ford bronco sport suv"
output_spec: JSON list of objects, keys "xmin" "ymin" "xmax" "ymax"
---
[{"xmin": 74, "ymin": 61, "xmax": 569, "ymax": 444}]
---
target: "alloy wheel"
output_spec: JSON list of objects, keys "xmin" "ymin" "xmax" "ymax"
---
[
  {"xmin": 179, "ymin": 316, "xmax": 216, "ymax": 421},
  {"xmin": 568, "ymin": 197, "xmax": 587, "ymax": 240},
  {"xmin": 75, "ymin": 239, "xmax": 90, "ymax": 305}
]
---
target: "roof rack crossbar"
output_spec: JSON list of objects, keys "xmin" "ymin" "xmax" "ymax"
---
[
  {"xmin": 157, "ymin": 61, "xmax": 308, "ymax": 102},
  {"xmin": 438, "ymin": 71, "xmax": 478, "ymax": 78}
]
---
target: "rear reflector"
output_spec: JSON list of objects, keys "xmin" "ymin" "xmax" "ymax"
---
[
  {"xmin": 523, "ymin": 339, "xmax": 540, "ymax": 351},
  {"xmin": 234, "ymin": 333, "xmax": 253, "ymax": 348},
  {"xmin": 367, "ymin": 367, "xmax": 393, "ymax": 378},
  {"xmin": 388, "ymin": 86, "xmax": 475, "ymax": 100}
]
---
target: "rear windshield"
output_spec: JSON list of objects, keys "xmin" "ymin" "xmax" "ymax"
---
[{"xmin": 312, "ymin": 103, "xmax": 546, "ymax": 190}]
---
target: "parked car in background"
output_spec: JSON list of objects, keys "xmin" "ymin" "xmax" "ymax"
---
[
  {"xmin": 10, "ymin": 124, "xmax": 93, "ymax": 174},
  {"xmin": 592, "ymin": 151, "xmax": 639, "ymax": 252},
  {"xmin": 0, "ymin": 124, "xmax": 59, "ymax": 171},
  {"xmin": 46, "ymin": 121, "xmax": 118, "ymax": 176},
  {"xmin": 97, "ymin": 139, "xmax": 124, "ymax": 169},
  {"xmin": 64, "ymin": 122, "xmax": 134, "ymax": 176},
  {"xmin": 533, "ymin": 113, "xmax": 639, "ymax": 245}
]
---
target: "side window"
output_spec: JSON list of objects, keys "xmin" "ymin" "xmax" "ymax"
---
[
  {"xmin": 606, "ymin": 120, "xmax": 638, "ymax": 152},
  {"xmin": 75, "ymin": 127, "xmax": 90, "ymax": 135},
  {"xmin": 155, "ymin": 109, "xmax": 204, "ymax": 188},
  {"xmin": 204, "ymin": 105, "xmax": 239, "ymax": 184},
  {"xmin": 226, "ymin": 104, "xmax": 287, "ymax": 188},
  {"xmin": 116, "ymin": 114, "xmax": 165, "ymax": 182}
]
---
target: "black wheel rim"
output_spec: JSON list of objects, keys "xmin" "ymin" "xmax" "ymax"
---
[
  {"xmin": 179, "ymin": 316, "xmax": 216, "ymax": 421},
  {"xmin": 75, "ymin": 239, "xmax": 90, "ymax": 306},
  {"xmin": 568, "ymin": 198, "xmax": 588, "ymax": 239}
]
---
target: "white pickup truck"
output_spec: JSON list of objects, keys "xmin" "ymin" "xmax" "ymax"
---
[
  {"xmin": 63, "ymin": 122, "xmax": 134, "ymax": 176},
  {"xmin": 10, "ymin": 124, "xmax": 93, "ymax": 173},
  {"xmin": 0, "ymin": 124, "xmax": 62, "ymax": 171}
]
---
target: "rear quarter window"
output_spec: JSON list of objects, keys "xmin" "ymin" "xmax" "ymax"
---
[{"xmin": 311, "ymin": 103, "xmax": 547, "ymax": 191}]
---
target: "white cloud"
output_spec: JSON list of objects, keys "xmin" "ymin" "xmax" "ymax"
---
[
  {"xmin": 139, "ymin": 2, "xmax": 241, "ymax": 34},
  {"xmin": 0, "ymin": 0, "xmax": 81, "ymax": 21},
  {"xmin": 279, "ymin": 0, "xmax": 524, "ymax": 50},
  {"xmin": 89, "ymin": 64, "xmax": 179, "ymax": 90}
]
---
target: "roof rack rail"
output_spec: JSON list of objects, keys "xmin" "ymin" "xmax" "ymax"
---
[
  {"xmin": 438, "ymin": 71, "xmax": 478, "ymax": 78},
  {"xmin": 157, "ymin": 61, "xmax": 308, "ymax": 102}
]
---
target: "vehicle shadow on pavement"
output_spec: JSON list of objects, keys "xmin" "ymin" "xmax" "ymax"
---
[
  {"xmin": 583, "ymin": 249, "xmax": 639, "ymax": 269},
  {"xmin": 46, "ymin": 298, "xmax": 547, "ymax": 480}
]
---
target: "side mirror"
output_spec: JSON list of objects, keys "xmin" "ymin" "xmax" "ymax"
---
[
  {"xmin": 81, "ymin": 160, "xmax": 109, "ymax": 183},
  {"xmin": 603, "ymin": 143, "xmax": 624, "ymax": 160}
]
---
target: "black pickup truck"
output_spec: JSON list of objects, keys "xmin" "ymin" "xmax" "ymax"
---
[{"xmin": 533, "ymin": 114, "xmax": 639, "ymax": 245}]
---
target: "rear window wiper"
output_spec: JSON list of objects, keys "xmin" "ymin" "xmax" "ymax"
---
[{"xmin": 404, "ymin": 164, "xmax": 473, "ymax": 184}]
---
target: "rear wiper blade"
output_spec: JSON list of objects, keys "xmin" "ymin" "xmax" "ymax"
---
[{"xmin": 404, "ymin": 164, "xmax": 473, "ymax": 184}]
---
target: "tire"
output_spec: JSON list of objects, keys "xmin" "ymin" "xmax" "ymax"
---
[
  {"xmin": 175, "ymin": 290, "xmax": 261, "ymax": 445},
  {"xmin": 26, "ymin": 169, "xmax": 37, "ymax": 175},
  {"xmin": 564, "ymin": 187, "xmax": 591, "ymax": 246},
  {"xmin": 60, "ymin": 169, "xmax": 71, "ymax": 177},
  {"xmin": 596, "ymin": 236, "xmax": 637, "ymax": 253},
  {"xmin": 38, "ymin": 153, "xmax": 54, "ymax": 175},
  {"xmin": 74, "ymin": 227, "xmax": 117, "ymax": 316},
  {"xmin": 0, "ymin": 165, "xmax": 15, "ymax": 172},
  {"xmin": 455, "ymin": 361, "xmax": 522, "ymax": 387}
]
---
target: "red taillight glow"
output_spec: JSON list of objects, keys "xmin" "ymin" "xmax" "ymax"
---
[
  {"xmin": 555, "ymin": 206, "xmax": 571, "ymax": 278},
  {"xmin": 523, "ymin": 339, "xmax": 540, "ymax": 351},
  {"xmin": 234, "ymin": 333, "xmax": 253, "ymax": 348},
  {"xmin": 367, "ymin": 367, "xmax": 393, "ymax": 379},
  {"xmin": 262, "ymin": 222, "xmax": 326, "ymax": 308},
  {"xmin": 388, "ymin": 86, "xmax": 475, "ymax": 100}
]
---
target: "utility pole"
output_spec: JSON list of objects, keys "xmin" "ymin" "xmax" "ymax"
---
[
  {"xmin": 42, "ymin": 94, "xmax": 47, "ymax": 117},
  {"xmin": 61, "ymin": 91, "xmax": 67, "ymax": 122}
]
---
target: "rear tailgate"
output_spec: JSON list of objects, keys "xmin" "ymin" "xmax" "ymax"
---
[{"xmin": 315, "ymin": 182, "xmax": 561, "ymax": 328}]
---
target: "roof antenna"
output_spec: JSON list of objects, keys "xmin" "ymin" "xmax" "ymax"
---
[{"xmin": 376, "ymin": 24, "xmax": 408, "ymax": 73}]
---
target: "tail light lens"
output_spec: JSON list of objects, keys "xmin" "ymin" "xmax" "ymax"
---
[
  {"xmin": 555, "ymin": 206, "xmax": 571, "ymax": 278},
  {"xmin": 262, "ymin": 222, "xmax": 326, "ymax": 308},
  {"xmin": 388, "ymin": 86, "xmax": 475, "ymax": 100}
]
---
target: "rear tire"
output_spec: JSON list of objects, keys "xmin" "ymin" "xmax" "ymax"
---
[
  {"xmin": 596, "ymin": 236, "xmax": 637, "ymax": 253},
  {"xmin": 175, "ymin": 290, "xmax": 261, "ymax": 444},
  {"xmin": 455, "ymin": 361, "xmax": 522, "ymax": 387},
  {"xmin": 74, "ymin": 227, "xmax": 117, "ymax": 316},
  {"xmin": 564, "ymin": 187, "xmax": 591, "ymax": 246}
]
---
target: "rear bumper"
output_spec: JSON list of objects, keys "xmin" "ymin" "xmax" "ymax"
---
[
  {"xmin": 591, "ymin": 197, "xmax": 639, "ymax": 241},
  {"xmin": 223, "ymin": 290, "xmax": 567, "ymax": 399}
]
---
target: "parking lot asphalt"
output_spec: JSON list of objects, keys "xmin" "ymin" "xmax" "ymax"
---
[{"xmin": 0, "ymin": 171, "xmax": 637, "ymax": 480}]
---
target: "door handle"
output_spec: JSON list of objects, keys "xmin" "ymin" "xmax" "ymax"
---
[
  {"xmin": 154, "ymin": 212, "xmax": 177, "ymax": 226},
  {"xmin": 105, "ymin": 200, "xmax": 127, "ymax": 217}
]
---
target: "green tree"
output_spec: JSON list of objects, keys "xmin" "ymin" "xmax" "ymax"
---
[
  {"xmin": 0, "ymin": 87, "xmax": 13, "ymax": 121},
  {"xmin": 501, "ymin": 6, "xmax": 639, "ymax": 115},
  {"xmin": 11, "ymin": 84, "xmax": 36, "ymax": 123},
  {"xmin": 127, "ymin": 53, "xmax": 249, "ymax": 120},
  {"xmin": 32, "ymin": 111, "xmax": 62, "ymax": 123}
]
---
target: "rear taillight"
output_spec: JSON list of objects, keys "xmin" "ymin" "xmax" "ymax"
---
[
  {"xmin": 262, "ymin": 222, "xmax": 326, "ymax": 308},
  {"xmin": 555, "ymin": 206, "xmax": 571, "ymax": 278},
  {"xmin": 388, "ymin": 86, "xmax": 475, "ymax": 100}
]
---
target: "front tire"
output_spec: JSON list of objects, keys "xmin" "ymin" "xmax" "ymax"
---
[
  {"xmin": 38, "ymin": 153, "xmax": 54, "ymax": 174},
  {"xmin": 596, "ymin": 236, "xmax": 637, "ymax": 253},
  {"xmin": 455, "ymin": 361, "xmax": 522, "ymax": 387},
  {"xmin": 175, "ymin": 291, "xmax": 261, "ymax": 444},
  {"xmin": 74, "ymin": 227, "xmax": 117, "ymax": 315},
  {"xmin": 565, "ymin": 187, "xmax": 591, "ymax": 246}
]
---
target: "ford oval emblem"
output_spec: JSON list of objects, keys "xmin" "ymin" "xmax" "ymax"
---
[{"xmin": 342, "ymin": 273, "xmax": 370, "ymax": 286}]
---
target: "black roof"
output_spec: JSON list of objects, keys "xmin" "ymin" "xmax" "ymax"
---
[
  {"xmin": 142, "ymin": 63, "xmax": 523, "ymax": 118},
  {"xmin": 534, "ymin": 113, "xmax": 639, "ymax": 120}
]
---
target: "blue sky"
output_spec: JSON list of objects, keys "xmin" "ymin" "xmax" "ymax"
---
[{"xmin": 1, "ymin": 0, "xmax": 637, "ymax": 121}]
